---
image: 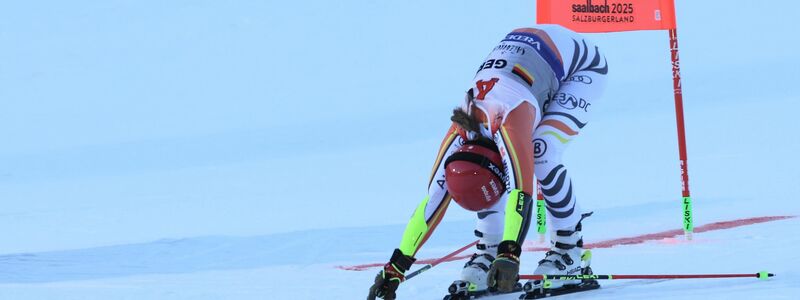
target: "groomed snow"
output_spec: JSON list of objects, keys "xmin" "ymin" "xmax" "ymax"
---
[{"xmin": 1, "ymin": 0, "xmax": 798, "ymax": 299}]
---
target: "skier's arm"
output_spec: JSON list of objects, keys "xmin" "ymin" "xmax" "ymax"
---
[
  {"xmin": 368, "ymin": 124, "xmax": 461, "ymax": 299},
  {"xmin": 398, "ymin": 195, "xmax": 449, "ymax": 256},
  {"xmin": 501, "ymin": 189, "xmax": 533, "ymax": 244},
  {"xmin": 488, "ymin": 102, "xmax": 537, "ymax": 292},
  {"xmin": 496, "ymin": 102, "xmax": 537, "ymax": 245},
  {"xmin": 398, "ymin": 123, "xmax": 461, "ymax": 257}
]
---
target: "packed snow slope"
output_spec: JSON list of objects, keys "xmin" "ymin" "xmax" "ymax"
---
[{"xmin": 0, "ymin": 0, "xmax": 798, "ymax": 299}]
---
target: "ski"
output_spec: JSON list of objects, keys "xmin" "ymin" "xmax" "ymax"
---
[
  {"xmin": 443, "ymin": 283, "xmax": 523, "ymax": 300},
  {"xmin": 517, "ymin": 270, "xmax": 774, "ymax": 299},
  {"xmin": 519, "ymin": 280, "xmax": 600, "ymax": 299},
  {"xmin": 519, "ymin": 250, "xmax": 600, "ymax": 299}
]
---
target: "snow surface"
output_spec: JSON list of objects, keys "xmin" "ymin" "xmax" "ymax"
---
[{"xmin": 1, "ymin": 0, "xmax": 799, "ymax": 299}]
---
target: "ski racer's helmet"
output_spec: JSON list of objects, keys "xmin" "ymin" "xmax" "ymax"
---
[{"xmin": 444, "ymin": 139, "xmax": 506, "ymax": 211}]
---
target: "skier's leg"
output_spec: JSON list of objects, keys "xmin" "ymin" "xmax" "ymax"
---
[
  {"xmin": 534, "ymin": 68, "xmax": 606, "ymax": 230},
  {"xmin": 530, "ymin": 65, "xmax": 607, "ymax": 289},
  {"xmin": 456, "ymin": 101, "xmax": 538, "ymax": 293},
  {"xmin": 482, "ymin": 102, "xmax": 540, "ymax": 294},
  {"xmin": 457, "ymin": 197, "xmax": 505, "ymax": 292},
  {"xmin": 474, "ymin": 101, "xmax": 539, "ymax": 249},
  {"xmin": 494, "ymin": 101, "xmax": 538, "ymax": 245}
]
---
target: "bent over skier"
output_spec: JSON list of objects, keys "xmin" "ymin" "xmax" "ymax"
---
[{"xmin": 368, "ymin": 24, "xmax": 607, "ymax": 299}]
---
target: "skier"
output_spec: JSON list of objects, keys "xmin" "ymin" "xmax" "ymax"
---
[{"xmin": 367, "ymin": 24, "xmax": 607, "ymax": 299}]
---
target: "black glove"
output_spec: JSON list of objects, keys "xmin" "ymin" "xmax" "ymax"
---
[
  {"xmin": 487, "ymin": 240, "xmax": 521, "ymax": 292},
  {"xmin": 367, "ymin": 249, "xmax": 416, "ymax": 300}
]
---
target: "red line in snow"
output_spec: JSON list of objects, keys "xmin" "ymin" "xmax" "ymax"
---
[{"xmin": 336, "ymin": 215, "xmax": 795, "ymax": 271}]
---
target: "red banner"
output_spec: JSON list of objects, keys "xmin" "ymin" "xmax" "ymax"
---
[{"xmin": 537, "ymin": 0, "xmax": 676, "ymax": 32}]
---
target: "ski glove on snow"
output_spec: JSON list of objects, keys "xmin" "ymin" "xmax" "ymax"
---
[
  {"xmin": 487, "ymin": 240, "xmax": 521, "ymax": 292},
  {"xmin": 367, "ymin": 248, "xmax": 416, "ymax": 300}
]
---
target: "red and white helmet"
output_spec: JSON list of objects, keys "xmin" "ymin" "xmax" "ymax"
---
[{"xmin": 444, "ymin": 139, "xmax": 506, "ymax": 211}]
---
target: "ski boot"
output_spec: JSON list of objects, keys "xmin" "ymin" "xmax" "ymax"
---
[
  {"xmin": 445, "ymin": 250, "xmax": 524, "ymax": 299},
  {"xmin": 520, "ymin": 250, "xmax": 599, "ymax": 299},
  {"xmin": 446, "ymin": 252, "xmax": 493, "ymax": 299},
  {"xmin": 445, "ymin": 230, "xmax": 521, "ymax": 300},
  {"xmin": 520, "ymin": 213, "xmax": 600, "ymax": 299}
]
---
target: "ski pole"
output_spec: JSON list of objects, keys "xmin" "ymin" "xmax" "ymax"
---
[
  {"xmin": 368, "ymin": 242, "xmax": 477, "ymax": 300},
  {"xmin": 405, "ymin": 240, "xmax": 478, "ymax": 280},
  {"xmin": 520, "ymin": 272, "xmax": 774, "ymax": 281}
]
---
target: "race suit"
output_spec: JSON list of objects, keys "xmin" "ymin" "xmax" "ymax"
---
[{"xmin": 397, "ymin": 25, "xmax": 608, "ymax": 258}]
